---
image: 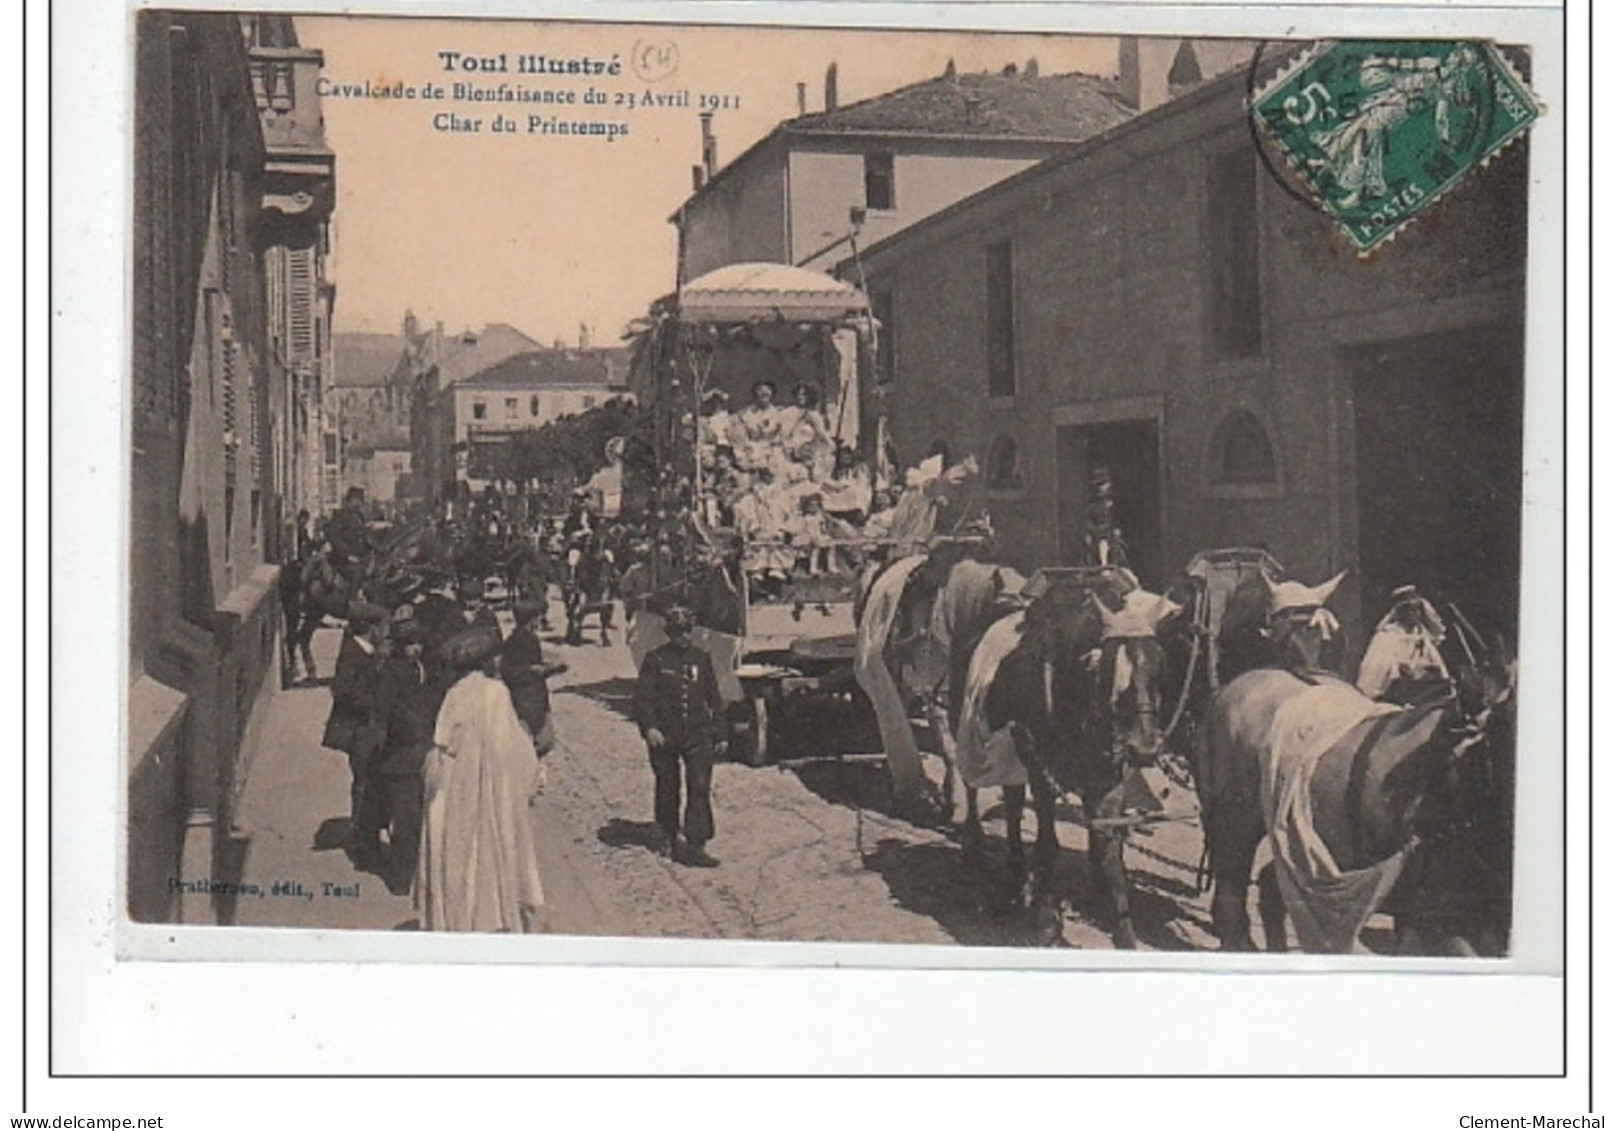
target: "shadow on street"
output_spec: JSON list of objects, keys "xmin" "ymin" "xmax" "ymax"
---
[
  {"xmin": 596, "ymin": 816, "xmax": 667, "ymax": 853},
  {"xmin": 558, "ymin": 676, "xmax": 637, "ymax": 720}
]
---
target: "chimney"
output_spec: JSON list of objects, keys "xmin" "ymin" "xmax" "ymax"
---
[
  {"xmin": 1002, "ymin": 62, "xmax": 1017, "ymax": 76},
  {"xmin": 1025, "ymin": 56, "xmax": 1039, "ymax": 77},
  {"xmin": 699, "ymin": 111, "xmax": 717, "ymax": 178},
  {"xmin": 1116, "ymin": 36, "xmax": 1173, "ymax": 112},
  {"xmin": 942, "ymin": 58, "xmax": 956, "ymax": 80},
  {"xmin": 796, "ymin": 81, "xmax": 807, "ymax": 116},
  {"xmin": 1117, "ymin": 36, "xmax": 1141, "ymax": 109},
  {"xmin": 691, "ymin": 164, "xmax": 706, "ymax": 191},
  {"xmin": 824, "ymin": 62, "xmax": 838, "ymax": 111}
]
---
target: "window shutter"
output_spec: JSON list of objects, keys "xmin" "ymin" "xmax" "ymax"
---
[{"xmin": 287, "ymin": 245, "xmax": 315, "ymax": 359}]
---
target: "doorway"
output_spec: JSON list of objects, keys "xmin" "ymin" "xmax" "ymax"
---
[
  {"xmin": 1055, "ymin": 418, "xmax": 1163, "ymax": 587},
  {"xmin": 1348, "ymin": 323, "xmax": 1523, "ymax": 640}
]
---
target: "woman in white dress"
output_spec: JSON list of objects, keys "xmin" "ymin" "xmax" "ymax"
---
[
  {"xmin": 781, "ymin": 382, "xmax": 833, "ymax": 481},
  {"xmin": 417, "ymin": 625, "xmax": 548, "ymax": 933}
]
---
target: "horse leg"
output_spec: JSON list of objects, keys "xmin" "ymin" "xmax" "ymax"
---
[
  {"xmin": 1256, "ymin": 862, "xmax": 1288, "ymax": 953},
  {"xmin": 600, "ymin": 604, "xmax": 614, "ymax": 647},
  {"xmin": 1205, "ymin": 804, "xmax": 1262, "ymax": 951},
  {"xmin": 1089, "ymin": 827, "xmax": 1137, "ymax": 949},
  {"xmin": 1026, "ymin": 775, "xmax": 1064, "ymax": 945},
  {"xmin": 1002, "ymin": 784, "xmax": 1027, "ymax": 900},
  {"xmin": 1086, "ymin": 783, "xmax": 1139, "ymax": 949},
  {"xmin": 958, "ymin": 784, "xmax": 985, "ymax": 859}
]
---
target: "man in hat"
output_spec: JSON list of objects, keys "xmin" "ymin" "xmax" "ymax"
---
[
  {"xmin": 501, "ymin": 599, "xmax": 566, "ymax": 748},
  {"xmin": 322, "ymin": 600, "xmax": 390, "ymax": 854},
  {"xmin": 633, "ymin": 605, "xmax": 727, "ymax": 866},
  {"xmin": 459, "ymin": 576, "xmax": 499, "ymax": 631},
  {"xmin": 325, "ymin": 486, "xmax": 376, "ymax": 589},
  {"xmin": 357, "ymin": 617, "xmax": 441, "ymax": 893},
  {"xmin": 562, "ymin": 486, "xmax": 596, "ymax": 543}
]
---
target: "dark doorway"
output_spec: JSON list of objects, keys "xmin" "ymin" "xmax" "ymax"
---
[
  {"xmin": 1348, "ymin": 323, "xmax": 1524, "ymax": 641},
  {"xmin": 1055, "ymin": 418, "xmax": 1163, "ymax": 587}
]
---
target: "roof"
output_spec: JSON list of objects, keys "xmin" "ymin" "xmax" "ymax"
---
[
  {"xmin": 436, "ymin": 323, "xmax": 546, "ymax": 386},
  {"xmin": 332, "ymin": 332, "xmax": 407, "ymax": 388},
  {"xmin": 844, "ymin": 52, "xmax": 1293, "ymax": 274},
  {"xmin": 675, "ymin": 262, "xmax": 869, "ymax": 323},
  {"xmin": 454, "ymin": 348, "xmax": 632, "ymax": 391},
  {"xmin": 788, "ymin": 69, "xmax": 1132, "ymax": 141},
  {"xmin": 674, "ymin": 68, "xmax": 1133, "ymax": 220}
]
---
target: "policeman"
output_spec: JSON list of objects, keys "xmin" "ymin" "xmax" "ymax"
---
[{"xmin": 632, "ymin": 605, "xmax": 726, "ymax": 867}]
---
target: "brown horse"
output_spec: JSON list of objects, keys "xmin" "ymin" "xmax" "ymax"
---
[
  {"xmin": 858, "ymin": 550, "xmax": 1181, "ymax": 946},
  {"xmin": 1197, "ymin": 634, "xmax": 1515, "ymax": 954},
  {"xmin": 970, "ymin": 578, "xmax": 1178, "ymax": 947}
]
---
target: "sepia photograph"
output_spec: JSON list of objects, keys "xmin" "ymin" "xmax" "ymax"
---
[{"xmin": 119, "ymin": 6, "xmax": 1557, "ymax": 968}]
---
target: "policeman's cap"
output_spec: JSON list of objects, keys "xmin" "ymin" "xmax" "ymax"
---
[{"xmin": 664, "ymin": 605, "xmax": 696, "ymax": 633}]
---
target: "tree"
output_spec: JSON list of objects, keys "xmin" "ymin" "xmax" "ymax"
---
[{"xmin": 496, "ymin": 396, "xmax": 649, "ymax": 490}]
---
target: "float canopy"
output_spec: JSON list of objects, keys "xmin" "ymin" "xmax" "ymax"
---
[{"xmin": 674, "ymin": 262, "xmax": 870, "ymax": 324}]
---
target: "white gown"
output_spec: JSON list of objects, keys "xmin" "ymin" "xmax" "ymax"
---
[{"xmin": 417, "ymin": 670, "xmax": 547, "ymax": 932}]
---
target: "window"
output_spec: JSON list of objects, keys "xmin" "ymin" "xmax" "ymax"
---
[
  {"xmin": 985, "ymin": 240, "xmax": 1016, "ymax": 398},
  {"xmin": 985, "ymin": 435, "xmax": 1024, "ymax": 492},
  {"xmin": 870, "ymin": 288, "xmax": 896, "ymax": 383},
  {"xmin": 1211, "ymin": 409, "xmax": 1277, "ymax": 486},
  {"xmin": 505, "ymin": 397, "xmax": 519, "ymax": 420},
  {"xmin": 472, "ymin": 400, "xmax": 487, "ymax": 421},
  {"xmin": 530, "ymin": 394, "xmax": 541, "ymax": 416},
  {"xmin": 864, "ymin": 152, "xmax": 895, "ymax": 211},
  {"xmin": 1207, "ymin": 147, "xmax": 1263, "ymax": 359}
]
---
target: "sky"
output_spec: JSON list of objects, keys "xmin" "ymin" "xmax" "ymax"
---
[{"xmin": 297, "ymin": 14, "xmax": 1118, "ymax": 346}]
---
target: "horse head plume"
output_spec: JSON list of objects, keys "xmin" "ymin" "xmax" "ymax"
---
[
  {"xmin": 1265, "ymin": 569, "xmax": 1347, "ymax": 615},
  {"xmin": 1089, "ymin": 588, "xmax": 1182, "ymax": 639}
]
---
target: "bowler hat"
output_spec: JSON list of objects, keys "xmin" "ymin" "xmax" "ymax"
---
[
  {"xmin": 440, "ymin": 624, "xmax": 503, "ymax": 669},
  {"xmin": 347, "ymin": 601, "xmax": 389, "ymax": 627},
  {"xmin": 392, "ymin": 619, "xmax": 425, "ymax": 646}
]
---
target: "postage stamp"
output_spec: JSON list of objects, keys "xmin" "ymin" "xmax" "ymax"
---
[{"xmin": 1251, "ymin": 40, "xmax": 1542, "ymax": 252}]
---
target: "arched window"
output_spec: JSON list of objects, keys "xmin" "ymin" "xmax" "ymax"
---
[
  {"xmin": 985, "ymin": 434, "xmax": 1023, "ymax": 492},
  {"xmin": 1212, "ymin": 409, "xmax": 1277, "ymax": 486}
]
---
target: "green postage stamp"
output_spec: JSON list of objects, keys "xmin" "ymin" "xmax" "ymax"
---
[{"xmin": 1251, "ymin": 40, "xmax": 1542, "ymax": 252}]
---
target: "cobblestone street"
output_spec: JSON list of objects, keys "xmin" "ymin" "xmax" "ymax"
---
[{"xmin": 234, "ymin": 605, "xmax": 1241, "ymax": 950}]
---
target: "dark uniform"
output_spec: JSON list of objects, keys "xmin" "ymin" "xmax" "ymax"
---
[
  {"xmin": 325, "ymin": 500, "xmax": 374, "ymax": 588},
  {"xmin": 633, "ymin": 624, "xmax": 725, "ymax": 859},
  {"xmin": 321, "ymin": 604, "xmax": 388, "ymax": 833},
  {"xmin": 500, "ymin": 615, "xmax": 554, "ymax": 744},
  {"xmin": 359, "ymin": 643, "xmax": 442, "ymax": 893}
]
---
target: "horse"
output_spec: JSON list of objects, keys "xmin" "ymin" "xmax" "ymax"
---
[
  {"xmin": 852, "ymin": 540, "xmax": 1016, "ymax": 827},
  {"xmin": 962, "ymin": 576, "xmax": 1179, "ymax": 947},
  {"xmin": 563, "ymin": 530, "xmax": 619, "ymax": 646},
  {"xmin": 1196, "ymin": 620, "xmax": 1515, "ymax": 954},
  {"xmin": 855, "ymin": 548, "xmax": 1179, "ymax": 947}
]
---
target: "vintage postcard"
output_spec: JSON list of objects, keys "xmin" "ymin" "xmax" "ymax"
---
[{"xmin": 115, "ymin": 3, "xmax": 1564, "ymax": 982}]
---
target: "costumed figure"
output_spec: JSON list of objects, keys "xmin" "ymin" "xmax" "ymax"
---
[
  {"xmin": 1357, "ymin": 584, "xmax": 1451, "ymax": 703},
  {"xmin": 733, "ymin": 379, "xmax": 784, "ymax": 471},
  {"xmin": 417, "ymin": 625, "xmax": 548, "ymax": 933},
  {"xmin": 781, "ymin": 382, "xmax": 834, "ymax": 481}
]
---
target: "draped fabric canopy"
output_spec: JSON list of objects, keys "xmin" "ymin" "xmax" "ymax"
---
[{"xmin": 673, "ymin": 263, "xmax": 871, "ymax": 325}]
